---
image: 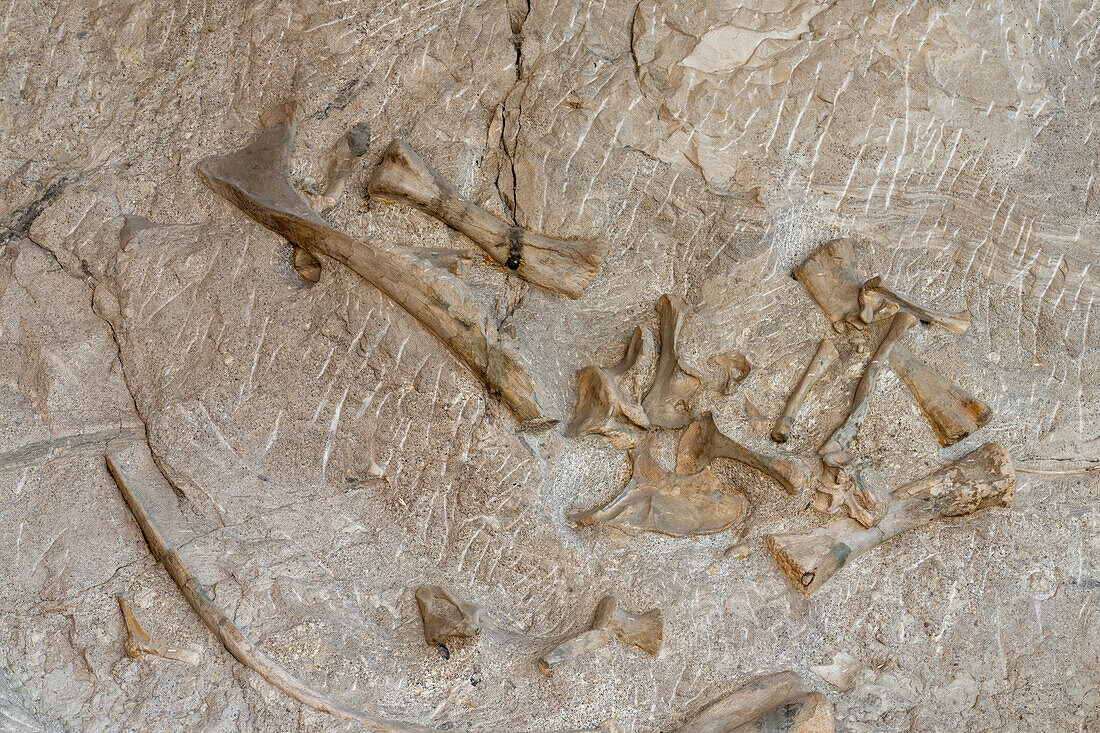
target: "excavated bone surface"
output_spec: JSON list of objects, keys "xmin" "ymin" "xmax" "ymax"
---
[{"xmin": 1, "ymin": 1, "xmax": 1097, "ymax": 731}]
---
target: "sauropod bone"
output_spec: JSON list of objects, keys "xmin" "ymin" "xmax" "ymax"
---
[
  {"xmin": 116, "ymin": 594, "xmax": 200, "ymax": 665},
  {"xmin": 857, "ymin": 276, "xmax": 971, "ymax": 334},
  {"xmin": 106, "ymin": 454, "xmax": 428, "ymax": 732},
  {"xmin": 304, "ymin": 121, "xmax": 370, "ymax": 212},
  {"xmin": 818, "ymin": 312, "xmax": 918, "ymax": 469},
  {"xmin": 414, "ymin": 585, "xmax": 484, "ymax": 646},
  {"xmin": 677, "ymin": 412, "xmax": 807, "ymax": 495},
  {"xmin": 674, "ymin": 670, "xmax": 834, "ymax": 732},
  {"xmin": 771, "ymin": 339, "xmax": 839, "ymax": 444},
  {"xmin": 367, "ymin": 138, "xmax": 609, "ymax": 299},
  {"xmin": 538, "ymin": 595, "xmax": 662, "ymax": 674},
  {"xmin": 642, "ymin": 294, "xmax": 703, "ymax": 428},
  {"xmin": 195, "ymin": 101, "xmax": 547, "ymax": 424},
  {"xmin": 566, "ymin": 326, "xmax": 650, "ymax": 442},
  {"xmin": 792, "ymin": 238, "xmax": 863, "ymax": 331},
  {"xmin": 709, "ymin": 351, "xmax": 751, "ymax": 395},
  {"xmin": 767, "ymin": 442, "xmax": 1015, "ymax": 595},
  {"xmin": 571, "ymin": 434, "xmax": 748, "ymax": 537}
]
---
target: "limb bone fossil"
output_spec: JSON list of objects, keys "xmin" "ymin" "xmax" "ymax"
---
[
  {"xmin": 105, "ymin": 455, "xmax": 427, "ymax": 732},
  {"xmin": 195, "ymin": 101, "xmax": 547, "ymax": 423},
  {"xmin": 367, "ymin": 139, "xmax": 609, "ymax": 298},
  {"xmin": 642, "ymin": 294, "xmax": 703, "ymax": 428},
  {"xmin": 771, "ymin": 339, "xmax": 838, "ymax": 444},
  {"xmin": 565, "ymin": 326, "xmax": 649, "ymax": 442},
  {"xmin": 303, "ymin": 121, "xmax": 371, "ymax": 212},
  {"xmin": 709, "ymin": 351, "xmax": 751, "ymax": 395},
  {"xmin": 414, "ymin": 585, "xmax": 484, "ymax": 646},
  {"xmin": 857, "ymin": 276, "xmax": 971, "ymax": 334},
  {"xmin": 677, "ymin": 412, "xmax": 806, "ymax": 495},
  {"xmin": 571, "ymin": 435, "xmax": 748, "ymax": 537},
  {"xmin": 674, "ymin": 670, "xmax": 834, "ymax": 732},
  {"xmin": 116, "ymin": 594, "xmax": 200, "ymax": 665},
  {"xmin": 538, "ymin": 595, "xmax": 662, "ymax": 674},
  {"xmin": 767, "ymin": 442, "xmax": 1016, "ymax": 595}
]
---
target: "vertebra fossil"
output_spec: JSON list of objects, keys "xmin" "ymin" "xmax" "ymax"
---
[
  {"xmin": 415, "ymin": 585, "xmax": 484, "ymax": 646},
  {"xmin": 677, "ymin": 412, "xmax": 806, "ymax": 495},
  {"xmin": 642, "ymin": 294, "xmax": 703, "ymax": 428}
]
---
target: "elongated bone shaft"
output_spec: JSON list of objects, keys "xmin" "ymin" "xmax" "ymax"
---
[
  {"xmin": 772, "ymin": 339, "xmax": 839, "ymax": 443},
  {"xmin": 859, "ymin": 276, "xmax": 970, "ymax": 334},
  {"xmin": 643, "ymin": 294, "xmax": 702, "ymax": 428},
  {"xmin": 196, "ymin": 102, "xmax": 546, "ymax": 423},
  {"xmin": 367, "ymin": 139, "xmax": 609, "ymax": 299},
  {"xmin": 106, "ymin": 455, "xmax": 426, "ymax": 732},
  {"xmin": 889, "ymin": 344, "xmax": 992, "ymax": 446},
  {"xmin": 116, "ymin": 594, "xmax": 200, "ymax": 665},
  {"xmin": 675, "ymin": 670, "xmax": 834, "ymax": 732},
  {"xmin": 678, "ymin": 412, "xmax": 806, "ymax": 494},
  {"xmin": 768, "ymin": 442, "xmax": 1015, "ymax": 595},
  {"xmin": 820, "ymin": 312, "xmax": 917, "ymax": 466}
]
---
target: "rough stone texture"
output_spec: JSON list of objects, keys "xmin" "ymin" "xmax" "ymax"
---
[{"xmin": 1, "ymin": 0, "xmax": 1097, "ymax": 731}]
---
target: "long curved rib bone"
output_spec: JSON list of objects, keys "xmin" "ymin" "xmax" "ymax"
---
[
  {"xmin": 771, "ymin": 339, "xmax": 839, "ymax": 444},
  {"xmin": 642, "ymin": 294, "xmax": 703, "ymax": 428},
  {"xmin": 572, "ymin": 435, "xmax": 748, "ymax": 537},
  {"xmin": 678, "ymin": 412, "xmax": 806, "ymax": 495},
  {"xmin": 767, "ymin": 442, "xmax": 1015, "ymax": 595},
  {"xmin": 415, "ymin": 585, "xmax": 484, "ymax": 646},
  {"xmin": 566, "ymin": 326, "xmax": 649, "ymax": 441},
  {"xmin": 105, "ymin": 455, "xmax": 427, "ymax": 732},
  {"xmin": 857, "ymin": 276, "xmax": 970, "ymax": 334},
  {"xmin": 538, "ymin": 595, "xmax": 662, "ymax": 674},
  {"xmin": 116, "ymin": 594, "xmax": 201, "ymax": 665},
  {"xmin": 675, "ymin": 670, "xmax": 834, "ymax": 732},
  {"xmin": 195, "ymin": 101, "xmax": 546, "ymax": 423},
  {"xmin": 367, "ymin": 139, "xmax": 609, "ymax": 299}
]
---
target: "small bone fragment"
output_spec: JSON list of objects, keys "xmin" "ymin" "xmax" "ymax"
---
[
  {"xmin": 792, "ymin": 238, "xmax": 863, "ymax": 330},
  {"xmin": 675, "ymin": 670, "xmax": 834, "ymax": 732},
  {"xmin": 889, "ymin": 344, "xmax": 992, "ymax": 446},
  {"xmin": 857, "ymin": 276, "xmax": 970, "ymax": 334},
  {"xmin": 810, "ymin": 652, "xmax": 862, "ymax": 692},
  {"xmin": 819, "ymin": 312, "xmax": 918, "ymax": 469},
  {"xmin": 398, "ymin": 246, "xmax": 473, "ymax": 278},
  {"xmin": 291, "ymin": 245, "xmax": 322, "ymax": 283},
  {"xmin": 566, "ymin": 326, "xmax": 649, "ymax": 440},
  {"xmin": 304, "ymin": 121, "xmax": 371, "ymax": 211},
  {"xmin": 677, "ymin": 412, "xmax": 806, "ymax": 495},
  {"xmin": 538, "ymin": 595, "xmax": 662, "ymax": 674},
  {"xmin": 709, "ymin": 351, "xmax": 751, "ymax": 395},
  {"xmin": 642, "ymin": 294, "xmax": 703, "ymax": 428},
  {"xmin": 116, "ymin": 594, "xmax": 201, "ymax": 665},
  {"xmin": 414, "ymin": 585, "xmax": 484, "ymax": 646},
  {"xmin": 367, "ymin": 139, "xmax": 609, "ymax": 298},
  {"xmin": 195, "ymin": 102, "xmax": 546, "ymax": 423},
  {"xmin": 767, "ymin": 442, "xmax": 1016, "ymax": 595},
  {"xmin": 571, "ymin": 435, "xmax": 748, "ymax": 537},
  {"xmin": 105, "ymin": 455, "xmax": 427, "ymax": 732},
  {"xmin": 771, "ymin": 339, "xmax": 839, "ymax": 443}
]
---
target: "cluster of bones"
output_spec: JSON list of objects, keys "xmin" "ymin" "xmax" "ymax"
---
[{"xmin": 102, "ymin": 103, "xmax": 1016, "ymax": 732}]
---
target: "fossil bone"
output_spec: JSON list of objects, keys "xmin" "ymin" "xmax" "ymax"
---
[
  {"xmin": 857, "ymin": 276, "xmax": 971, "ymax": 334},
  {"xmin": 304, "ymin": 121, "xmax": 370, "ymax": 212},
  {"xmin": 888, "ymin": 345, "xmax": 992, "ymax": 446},
  {"xmin": 771, "ymin": 339, "xmax": 839, "ymax": 444},
  {"xmin": 642, "ymin": 294, "xmax": 703, "ymax": 428},
  {"xmin": 792, "ymin": 238, "xmax": 863, "ymax": 331},
  {"xmin": 414, "ymin": 585, "xmax": 484, "ymax": 646},
  {"xmin": 566, "ymin": 326, "xmax": 649, "ymax": 441},
  {"xmin": 709, "ymin": 351, "xmax": 751, "ymax": 395},
  {"xmin": 818, "ymin": 312, "xmax": 918, "ymax": 469},
  {"xmin": 674, "ymin": 670, "xmax": 834, "ymax": 732},
  {"xmin": 366, "ymin": 138, "xmax": 609, "ymax": 299},
  {"xmin": 814, "ymin": 465, "xmax": 891, "ymax": 528},
  {"xmin": 571, "ymin": 435, "xmax": 748, "ymax": 537},
  {"xmin": 195, "ymin": 102, "xmax": 547, "ymax": 423},
  {"xmin": 538, "ymin": 595, "xmax": 662, "ymax": 674},
  {"xmin": 105, "ymin": 454, "xmax": 427, "ymax": 732},
  {"xmin": 116, "ymin": 594, "xmax": 201, "ymax": 666},
  {"xmin": 767, "ymin": 442, "xmax": 1016, "ymax": 595},
  {"xmin": 677, "ymin": 412, "xmax": 806, "ymax": 495}
]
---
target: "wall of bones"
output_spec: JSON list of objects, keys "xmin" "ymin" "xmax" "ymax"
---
[{"xmin": 1, "ymin": 0, "xmax": 1097, "ymax": 730}]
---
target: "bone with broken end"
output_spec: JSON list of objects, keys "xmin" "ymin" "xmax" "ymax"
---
[
  {"xmin": 767, "ymin": 442, "xmax": 1016, "ymax": 595},
  {"xmin": 565, "ymin": 326, "xmax": 649, "ymax": 443},
  {"xmin": 367, "ymin": 138, "xmax": 609, "ymax": 299},
  {"xmin": 642, "ymin": 294, "xmax": 703, "ymax": 428},
  {"xmin": 677, "ymin": 412, "xmax": 807, "ymax": 495},
  {"xmin": 674, "ymin": 670, "xmax": 835, "ymax": 732},
  {"xmin": 709, "ymin": 351, "xmax": 751, "ymax": 395},
  {"xmin": 771, "ymin": 338, "xmax": 838, "ymax": 444},
  {"xmin": 116, "ymin": 594, "xmax": 200, "ymax": 666},
  {"xmin": 857, "ymin": 276, "xmax": 971, "ymax": 334},
  {"xmin": 303, "ymin": 121, "xmax": 371, "ymax": 212},
  {"xmin": 414, "ymin": 585, "xmax": 484, "ymax": 646},
  {"xmin": 538, "ymin": 595, "xmax": 662, "ymax": 674}
]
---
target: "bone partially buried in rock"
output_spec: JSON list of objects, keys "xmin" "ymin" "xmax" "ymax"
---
[
  {"xmin": 538, "ymin": 595, "xmax": 662, "ymax": 674},
  {"xmin": 642, "ymin": 294, "xmax": 703, "ymax": 428},
  {"xmin": 565, "ymin": 325, "xmax": 649, "ymax": 443},
  {"xmin": 415, "ymin": 585, "xmax": 484, "ymax": 647},
  {"xmin": 674, "ymin": 670, "xmax": 835, "ymax": 732}
]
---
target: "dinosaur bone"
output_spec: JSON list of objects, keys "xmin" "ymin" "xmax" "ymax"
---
[
  {"xmin": 767, "ymin": 442, "xmax": 1015, "ymax": 595},
  {"xmin": 857, "ymin": 276, "xmax": 971, "ymax": 334},
  {"xmin": 116, "ymin": 594, "xmax": 200, "ymax": 665},
  {"xmin": 572, "ymin": 435, "xmax": 748, "ymax": 537},
  {"xmin": 538, "ymin": 595, "xmax": 662, "ymax": 674},
  {"xmin": 414, "ymin": 585, "xmax": 484, "ymax": 646},
  {"xmin": 677, "ymin": 412, "xmax": 806, "ymax": 495},
  {"xmin": 304, "ymin": 121, "xmax": 370, "ymax": 212},
  {"xmin": 565, "ymin": 326, "xmax": 649, "ymax": 442},
  {"xmin": 105, "ymin": 454, "xmax": 427, "ymax": 732},
  {"xmin": 813, "ymin": 465, "xmax": 891, "ymax": 528},
  {"xmin": 675, "ymin": 670, "xmax": 834, "ymax": 732},
  {"xmin": 642, "ymin": 294, "xmax": 703, "ymax": 428},
  {"xmin": 367, "ymin": 139, "xmax": 609, "ymax": 298},
  {"xmin": 792, "ymin": 238, "xmax": 863, "ymax": 331},
  {"xmin": 771, "ymin": 339, "xmax": 838, "ymax": 444},
  {"xmin": 709, "ymin": 351, "xmax": 751, "ymax": 395},
  {"xmin": 195, "ymin": 102, "xmax": 546, "ymax": 423}
]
